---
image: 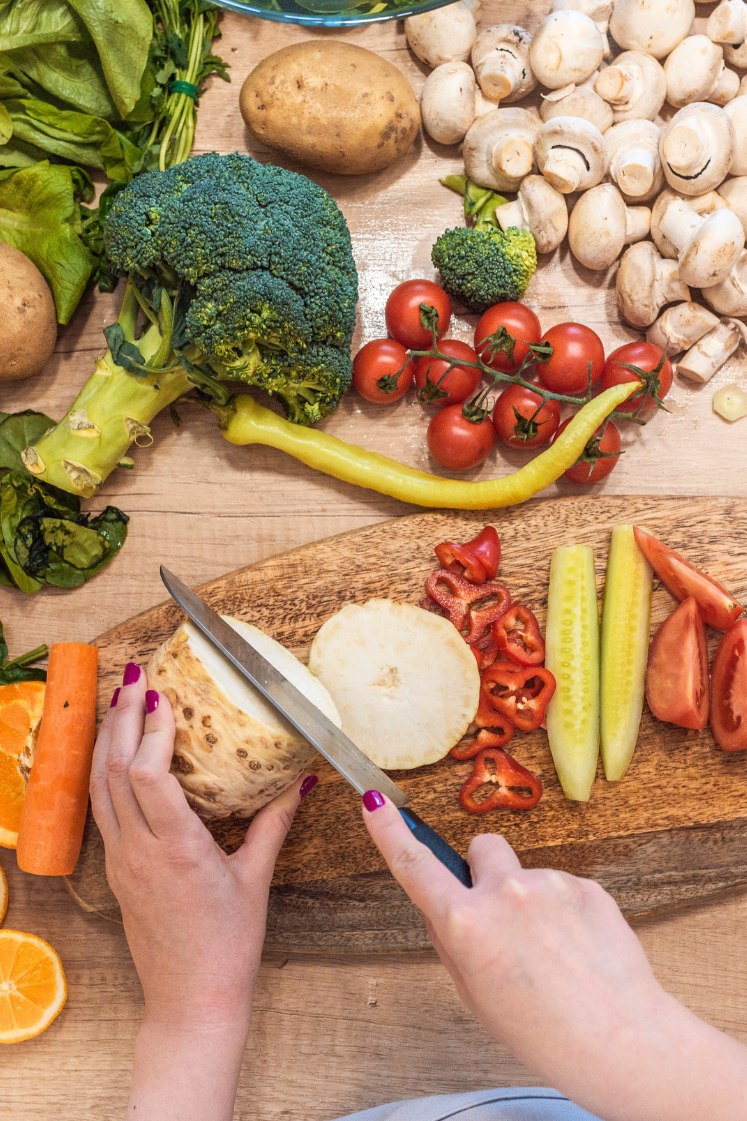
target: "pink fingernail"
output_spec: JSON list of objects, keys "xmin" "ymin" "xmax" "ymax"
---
[
  {"xmin": 110, "ymin": 687, "xmax": 121, "ymax": 708},
  {"xmin": 123, "ymin": 662, "xmax": 140, "ymax": 686},
  {"xmin": 300, "ymin": 774, "xmax": 318, "ymax": 798},
  {"xmin": 145, "ymin": 690, "xmax": 159, "ymax": 714},
  {"xmin": 362, "ymin": 790, "xmax": 385, "ymax": 812}
]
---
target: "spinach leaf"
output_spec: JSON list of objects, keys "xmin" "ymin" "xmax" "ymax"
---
[
  {"xmin": 0, "ymin": 411, "xmax": 55, "ymax": 475},
  {"xmin": 0, "ymin": 161, "xmax": 94, "ymax": 323},
  {"xmin": 0, "ymin": 620, "xmax": 47, "ymax": 685}
]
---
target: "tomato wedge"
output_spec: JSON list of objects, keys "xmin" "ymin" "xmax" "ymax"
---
[
  {"xmin": 633, "ymin": 527, "xmax": 743, "ymax": 632},
  {"xmin": 711, "ymin": 619, "xmax": 747, "ymax": 751},
  {"xmin": 646, "ymin": 597, "xmax": 709, "ymax": 730}
]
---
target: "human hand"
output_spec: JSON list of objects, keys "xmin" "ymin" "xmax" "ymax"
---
[
  {"xmin": 361, "ymin": 794, "xmax": 747, "ymax": 1121},
  {"xmin": 90, "ymin": 662, "xmax": 316, "ymax": 1035}
]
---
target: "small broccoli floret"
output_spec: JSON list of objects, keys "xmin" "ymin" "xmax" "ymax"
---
[
  {"xmin": 431, "ymin": 225, "xmax": 537, "ymax": 313},
  {"xmin": 251, "ymin": 345, "xmax": 354, "ymax": 426}
]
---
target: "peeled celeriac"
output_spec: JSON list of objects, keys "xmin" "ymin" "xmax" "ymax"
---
[
  {"xmin": 308, "ymin": 599, "xmax": 480, "ymax": 771},
  {"xmin": 147, "ymin": 616, "xmax": 340, "ymax": 820}
]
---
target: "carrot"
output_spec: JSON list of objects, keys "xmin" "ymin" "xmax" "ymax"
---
[{"xmin": 16, "ymin": 643, "xmax": 98, "ymax": 876}]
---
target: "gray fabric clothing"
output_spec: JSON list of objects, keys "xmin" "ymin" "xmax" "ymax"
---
[{"xmin": 334, "ymin": 1088, "xmax": 603, "ymax": 1121}]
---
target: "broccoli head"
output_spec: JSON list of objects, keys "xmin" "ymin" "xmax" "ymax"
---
[
  {"xmin": 103, "ymin": 152, "xmax": 358, "ymax": 424},
  {"xmin": 431, "ymin": 225, "xmax": 537, "ymax": 314}
]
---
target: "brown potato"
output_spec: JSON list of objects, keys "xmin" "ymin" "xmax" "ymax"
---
[
  {"xmin": 240, "ymin": 40, "xmax": 420, "ymax": 176},
  {"xmin": 0, "ymin": 243, "xmax": 57, "ymax": 383}
]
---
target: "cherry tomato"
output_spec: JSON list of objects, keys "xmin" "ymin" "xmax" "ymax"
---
[
  {"xmin": 536, "ymin": 322, "xmax": 605, "ymax": 394},
  {"xmin": 385, "ymin": 279, "xmax": 451, "ymax": 350},
  {"xmin": 553, "ymin": 417, "xmax": 622, "ymax": 484},
  {"xmin": 474, "ymin": 302, "xmax": 542, "ymax": 375},
  {"xmin": 352, "ymin": 338, "xmax": 413, "ymax": 405},
  {"xmin": 427, "ymin": 405, "xmax": 495, "ymax": 471},
  {"xmin": 711, "ymin": 619, "xmax": 747, "ymax": 751},
  {"xmin": 600, "ymin": 341, "xmax": 673, "ymax": 417},
  {"xmin": 492, "ymin": 385, "xmax": 560, "ymax": 449},
  {"xmin": 646, "ymin": 596, "xmax": 709, "ymax": 731},
  {"xmin": 414, "ymin": 339, "xmax": 481, "ymax": 407},
  {"xmin": 633, "ymin": 527, "xmax": 744, "ymax": 631}
]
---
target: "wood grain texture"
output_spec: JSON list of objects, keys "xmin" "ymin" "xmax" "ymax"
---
[
  {"xmin": 67, "ymin": 496, "xmax": 747, "ymax": 951},
  {"xmin": 3, "ymin": 4, "xmax": 747, "ymax": 1118}
]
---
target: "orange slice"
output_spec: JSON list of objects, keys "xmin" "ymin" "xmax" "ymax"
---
[
  {"xmin": 0, "ymin": 929, "xmax": 67, "ymax": 1043},
  {"xmin": 0, "ymin": 867, "xmax": 6, "ymax": 925},
  {"xmin": 0, "ymin": 682, "xmax": 45, "ymax": 850}
]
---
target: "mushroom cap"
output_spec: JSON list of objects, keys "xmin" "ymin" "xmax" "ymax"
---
[
  {"xmin": 718, "ymin": 175, "xmax": 747, "ymax": 235},
  {"xmin": 463, "ymin": 107, "xmax": 539, "ymax": 192},
  {"xmin": 539, "ymin": 84, "xmax": 614, "ymax": 133},
  {"xmin": 609, "ymin": 0, "xmax": 695, "ymax": 59},
  {"xmin": 569, "ymin": 183, "xmax": 628, "ymax": 269},
  {"xmin": 725, "ymin": 41, "xmax": 747, "ymax": 69},
  {"xmin": 652, "ymin": 188, "xmax": 728, "ymax": 257},
  {"xmin": 515, "ymin": 174, "xmax": 569, "ymax": 252},
  {"xmin": 594, "ymin": 51, "xmax": 667, "ymax": 122},
  {"xmin": 534, "ymin": 115, "xmax": 608, "ymax": 193},
  {"xmin": 471, "ymin": 24, "xmax": 537, "ymax": 103},
  {"xmin": 604, "ymin": 119, "xmax": 662, "ymax": 199},
  {"xmin": 724, "ymin": 96, "xmax": 747, "ymax": 176},
  {"xmin": 701, "ymin": 248, "xmax": 747, "ymax": 315},
  {"xmin": 616, "ymin": 241, "xmax": 690, "ymax": 328},
  {"xmin": 664, "ymin": 35, "xmax": 727, "ymax": 108},
  {"xmin": 529, "ymin": 10, "xmax": 605, "ymax": 89},
  {"xmin": 660, "ymin": 102, "xmax": 735, "ymax": 196},
  {"xmin": 675, "ymin": 208, "xmax": 745, "ymax": 287},
  {"xmin": 404, "ymin": 3, "xmax": 478, "ymax": 68},
  {"xmin": 420, "ymin": 62, "xmax": 477, "ymax": 145}
]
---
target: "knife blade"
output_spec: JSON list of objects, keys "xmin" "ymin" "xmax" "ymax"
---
[{"xmin": 160, "ymin": 567, "xmax": 472, "ymax": 887}]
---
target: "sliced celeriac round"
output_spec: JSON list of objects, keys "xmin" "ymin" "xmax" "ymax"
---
[
  {"xmin": 308, "ymin": 599, "xmax": 480, "ymax": 771},
  {"xmin": 147, "ymin": 616, "xmax": 340, "ymax": 820}
]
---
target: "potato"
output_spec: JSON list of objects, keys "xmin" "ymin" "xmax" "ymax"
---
[
  {"xmin": 240, "ymin": 40, "xmax": 420, "ymax": 176},
  {"xmin": 0, "ymin": 243, "xmax": 57, "ymax": 383}
]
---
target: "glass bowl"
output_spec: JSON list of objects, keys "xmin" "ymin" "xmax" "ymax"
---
[{"xmin": 215, "ymin": 0, "xmax": 454, "ymax": 28}]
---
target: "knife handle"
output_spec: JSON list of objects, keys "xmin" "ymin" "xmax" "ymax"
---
[{"xmin": 398, "ymin": 808, "xmax": 473, "ymax": 888}]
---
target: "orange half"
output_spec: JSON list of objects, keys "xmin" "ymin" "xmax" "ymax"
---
[
  {"xmin": 0, "ymin": 682, "xmax": 45, "ymax": 850},
  {"xmin": 0, "ymin": 929, "xmax": 67, "ymax": 1044},
  {"xmin": 0, "ymin": 866, "xmax": 7, "ymax": 925}
]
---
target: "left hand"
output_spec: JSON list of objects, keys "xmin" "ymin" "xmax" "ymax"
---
[{"xmin": 90, "ymin": 663, "xmax": 312, "ymax": 1034}]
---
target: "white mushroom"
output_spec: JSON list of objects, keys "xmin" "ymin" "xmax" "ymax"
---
[
  {"xmin": 471, "ymin": 25, "xmax": 536, "ymax": 104},
  {"xmin": 539, "ymin": 82, "xmax": 613, "ymax": 133},
  {"xmin": 719, "ymin": 176, "xmax": 747, "ymax": 234},
  {"xmin": 608, "ymin": 0, "xmax": 695, "ymax": 60},
  {"xmin": 676, "ymin": 317, "xmax": 747, "ymax": 384},
  {"xmin": 568, "ymin": 183, "xmax": 650, "ymax": 270},
  {"xmin": 707, "ymin": 1, "xmax": 747, "ymax": 49},
  {"xmin": 724, "ymin": 96, "xmax": 747, "ymax": 175},
  {"xmin": 647, "ymin": 302, "xmax": 721, "ymax": 355},
  {"xmin": 664, "ymin": 35, "xmax": 739, "ymax": 108},
  {"xmin": 616, "ymin": 241, "xmax": 691, "ymax": 328},
  {"xmin": 404, "ymin": 3, "xmax": 477, "ymax": 69},
  {"xmin": 724, "ymin": 41, "xmax": 747, "ymax": 68},
  {"xmin": 462, "ymin": 108, "xmax": 540, "ymax": 193},
  {"xmin": 604, "ymin": 120, "xmax": 663, "ymax": 201},
  {"xmin": 660, "ymin": 102, "xmax": 735, "ymax": 196},
  {"xmin": 421, "ymin": 63, "xmax": 477, "ymax": 145},
  {"xmin": 651, "ymin": 188, "xmax": 728, "ymax": 258},
  {"xmin": 651, "ymin": 195, "xmax": 745, "ymax": 286},
  {"xmin": 528, "ymin": 11, "xmax": 605, "ymax": 90},
  {"xmin": 701, "ymin": 249, "xmax": 747, "ymax": 314},
  {"xmin": 495, "ymin": 175, "xmax": 569, "ymax": 253},
  {"xmin": 593, "ymin": 52, "xmax": 667, "ymax": 122},
  {"xmin": 551, "ymin": 0, "xmax": 613, "ymax": 56},
  {"xmin": 534, "ymin": 115, "xmax": 608, "ymax": 194}
]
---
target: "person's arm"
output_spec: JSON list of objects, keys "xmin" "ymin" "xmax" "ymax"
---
[
  {"xmin": 361, "ymin": 792, "xmax": 747, "ymax": 1121},
  {"xmin": 89, "ymin": 664, "xmax": 316, "ymax": 1121}
]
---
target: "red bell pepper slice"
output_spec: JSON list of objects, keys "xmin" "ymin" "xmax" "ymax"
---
[
  {"xmin": 424, "ymin": 569, "xmax": 511, "ymax": 645},
  {"xmin": 459, "ymin": 747, "xmax": 542, "ymax": 813},
  {"xmin": 435, "ymin": 526, "xmax": 501, "ymax": 583},
  {"xmin": 492, "ymin": 603, "xmax": 545, "ymax": 666},
  {"xmin": 450, "ymin": 692, "xmax": 514, "ymax": 760},
  {"xmin": 481, "ymin": 661, "xmax": 556, "ymax": 732}
]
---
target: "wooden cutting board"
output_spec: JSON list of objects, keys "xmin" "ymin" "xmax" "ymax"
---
[{"xmin": 68, "ymin": 495, "xmax": 747, "ymax": 953}]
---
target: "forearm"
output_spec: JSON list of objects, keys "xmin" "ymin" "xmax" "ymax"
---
[{"xmin": 127, "ymin": 1012, "xmax": 252, "ymax": 1121}]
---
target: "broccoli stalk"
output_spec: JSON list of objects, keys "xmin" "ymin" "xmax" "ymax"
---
[{"xmin": 23, "ymin": 153, "xmax": 358, "ymax": 499}]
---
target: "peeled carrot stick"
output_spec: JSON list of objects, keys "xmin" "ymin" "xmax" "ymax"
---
[{"xmin": 16, "ymin": 643, "xmax": 98, "ymax": 876}]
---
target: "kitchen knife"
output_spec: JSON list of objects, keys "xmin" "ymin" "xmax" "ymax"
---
[{"xmin": 160, "ymin": 567, "xmax": 472, "ymax": 887}]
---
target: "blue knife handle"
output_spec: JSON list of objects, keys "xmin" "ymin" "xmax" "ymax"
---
[{"xmin": 398, "ymin": 807, "xmax": 473, "ymax": 887}]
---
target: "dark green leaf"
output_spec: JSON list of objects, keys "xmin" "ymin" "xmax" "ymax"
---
[
  {"xmin": 0, "ymin": 411, "xmax": 55, "ymax": 475},
  {"xmin": 0, "ymin": 621, "xmax": 47, "ymax": 683}
]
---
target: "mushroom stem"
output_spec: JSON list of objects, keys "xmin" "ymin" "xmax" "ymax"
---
[
  {"xmin": 476, "ymin": 52, "xmax": 524, "ymax": 101},
  {"xmin": 595, "ymin": 64, "xmax": 635, "ymax": 107},
  {"xmin": 492, "ymin": 137, "xmax": 534, "ymax": 183},
  {"xmin": 661, "ymin": 121, "xmax": 709, "ymax": 178},
  {"xmin": 625, "ymin": 206, "xmax": 651, "ymax": 242},
  {"xmin": 657, "ymin": 199, "xmax": 745, "ymax": 287},
  {"xmin": 676, "ymin": 318, "xmax": 746, "ymax": 383},
  {"xmin": 655, "ymin": 260, "xmax": 691, "ymax": 309},
  {"xmin": 541, "ymin": 148, "xmax": 588, "ymax": 193},
  {"xmin": 647, "ymin": 302, "xmax": 720, "ymax": 355},
  {"xmin": 610, "ymin": 143, "xmax": 657, "ymax": 197}
]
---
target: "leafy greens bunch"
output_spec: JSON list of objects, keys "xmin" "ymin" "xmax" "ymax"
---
[{"xmin": 0, "ymin": 0, "xmax": 228, "ymax": 322}]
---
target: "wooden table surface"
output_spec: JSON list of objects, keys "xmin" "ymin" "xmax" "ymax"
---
[{"xmin": 2, "ymin": 4, "xmax": 747, "ymax": 1118}]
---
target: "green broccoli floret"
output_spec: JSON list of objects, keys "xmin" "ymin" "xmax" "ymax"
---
[
  {"xmin": 432, "ymin": 225, "xmax": 537, "ymax": 313},
  {"xmin": 26, "ymin": 153, "xmax": 359, "ymax": 498}
]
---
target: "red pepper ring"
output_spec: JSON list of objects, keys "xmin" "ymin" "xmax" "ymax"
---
[
  {"xmin": 459, "ymin": 747, "xmax": 542, "ymax": 813},
  {"xmin": 424, "ymin": 569, "xmax": 511, "ymax": 641},
  {"xmin": 481, "ymin": 662, "xmax": 556, "ymax": 732},
  {"xmin": 435, "ymin": 525, "xmax": 501, "ymax": 583},
  {"xmin": 492, "ymin": 603, "xmax": 546, "ymax": 666},
  {"xmin": 450, "ymin": 693, "xmax": 515, "ymax": 760},
  {"xmin": 464, "ymin": 584, "xmax": 512, "ymax": 645}
]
